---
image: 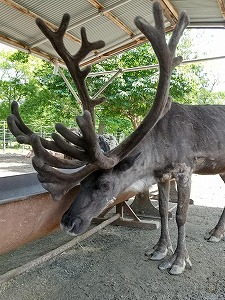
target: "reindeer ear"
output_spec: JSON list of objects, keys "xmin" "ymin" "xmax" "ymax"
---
[{"xmin": 113, "ymin": 152, "xmax": 141, "ymax": 172}]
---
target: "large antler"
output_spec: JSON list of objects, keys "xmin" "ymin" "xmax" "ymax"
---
[
  {"xmin": 7, "ymin": 1, "xmax": 189, "ymax": 201},
  {"xmin": 36, "ymin": 14, "xmax": 106, "ymax": 124},
  {"xmin": 7, "ymin": 101, "xmax": 85, "ymax": 169},
  {"xmin": 109, "ymin": 2, "xmax": 189, "ymax": 160}
]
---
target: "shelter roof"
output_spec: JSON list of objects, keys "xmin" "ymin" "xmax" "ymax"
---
[{"xmin": 0, "ymin": 0, "xmax": 225, "ymax": 67}]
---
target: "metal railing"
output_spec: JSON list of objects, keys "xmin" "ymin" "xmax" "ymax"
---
[{"xmin": 0, "ymin": 121, "xmax": 55, "ymax": 154}]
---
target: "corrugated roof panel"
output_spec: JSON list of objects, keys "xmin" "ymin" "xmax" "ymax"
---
[
  {"xmin": 173, "ymin": 0, "xmax": 224, "ymax": 22},
  {"xmin": 0, "ymin": 2, "xmax": 40, "ymax": 45},
  {"xmin": 1, "ymin": 0, "xmax": 224, "ymax": 66},
  {"xmin": 69, "ymin": 16, "xmax": 126, "ymax": 42},
  {"xmin": 16, "ymin": 0, "xmax": 97, "ymax": 25},
  {"xmin": 62, "ymin": 1, "xmax": 156, "ymax": 62},
  {"xmin": 112, "ymin": 0, "xmax": 154, "ymax": 28}
]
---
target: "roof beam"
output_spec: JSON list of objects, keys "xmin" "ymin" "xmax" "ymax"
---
[
  {"xmin": 160, "ymin": 0, "xmax": 179, "ymax": 25},
  {"xmin": 88, "ymin": 0, "xmax": 135, "ymax": 37},
  {"xmin": 0, "ymin": 28, "xmax": 171, "ymax": 68},
  {"xmin": 0, "ymin": 33, "xmax": 65, "ymax": 64},
  {"xmin": 32, "ymin": 0, "xmax": 134, "ymax": 48},
  {"xmin": 81, "ymin": 36, "xmax": 148, "ymax": 66},
  {"xmin": 217, "ymin": 0, "xmax": 225, "ymax": 19},
  {"xmin": 0, "ymin": 0, "xmax": 175, "ymax": 67},
  {"xmin": 80, "ymin": 24, "xmax": 174, "ymax": 66},
  {"xmin": 0, "ymin": 0, "xmax": 81, "ymax": 46}
]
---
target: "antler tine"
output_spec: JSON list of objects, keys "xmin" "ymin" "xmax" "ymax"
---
[
  {"xmin": 76, "ymin": 111, "xmax": 118, "ymax": 168},
  {"xmin": 30, "ymin": 134, "xmax": 86, "ymax": 169},
  {"xmin": 169, "ymin": 11, "xmax": 190, "ymax": 53},
  {"xmin": 36, "ymin": 15, "xmax": 106, "ymax": 122},
  {"xmin": 7, "ymin": 114, "xmax": 31, "ymax": 145},
  {"xmin": 31, "ymin": 134, "xmax": 99, "ymax": 201},
  {"xmin": 34, "ymin": 162, "xmax": 98, "ymax": 202},
  {"xmin": 7, "ymin": 101, "xmax": 36, "ymax": 145},
  {"xmin": 135, "ymin": 2, "xmax": 189, "ymax": 70},
  {"xmin": 7, "ymin": 101, "xmax": 62, "ymax": 152},
  {"xmin": 74, "ymin": 27, "xmax": 105, "ymax": 64},
  {"xmin": 36, "ymin": 16, "xmax": 105, "ymax": 67},
  {"xmin": 51, "ymin": 132, "xmax": 88, "ymax": 162},
  {"xmin": 7, "ymin": 101, "xmax": 89, "ymax": 169},
  {"xmin": 11, "ymin": 101, "xmax": 33, "ymax": 137},
  {"xmin": 32, "ymin": 158, "xmax": 97, "ymax": 201},
  {"xmin": 55, "ymin": 123, "xmax": 84, "ymax": 148},
  {"xmin": 36, "ymin": 14, "xmax": 71, "ymax": 65},
  {"xmin": 52, "ymin": 111, "xmax": 118, "ymax": 168}
]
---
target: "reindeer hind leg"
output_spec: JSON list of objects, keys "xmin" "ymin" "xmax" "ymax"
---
[
  {"xmin": 204, "ymin": 173, "xmax": 225, "ymax": 242},
  {"xmin": 145, "ymin": 179, "xmax": 173, "ymax": 260}
]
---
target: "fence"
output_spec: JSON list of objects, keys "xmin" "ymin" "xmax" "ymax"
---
[
  {"xmin": 0, "ymin": 121, "xmax": 55, "ymax": 154},
  {"xmin": 0, "ymin": 121, "xmax": 124, "ymax": 155}
]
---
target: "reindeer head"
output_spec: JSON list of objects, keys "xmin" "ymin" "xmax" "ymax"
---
[
  {"xmin": 61, "ymin": 152, "xmax": 142, "ymax": 235},
  {"xmin": 7, "ymin": 2, "xmax": 189, "ymax": 236}
]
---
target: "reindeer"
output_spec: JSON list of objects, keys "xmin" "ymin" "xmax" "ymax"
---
[{"xmin": 7, "ymin": 2, "xmax": 225, "ymax": 275}]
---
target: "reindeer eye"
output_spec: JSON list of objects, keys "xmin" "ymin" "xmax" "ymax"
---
[
  {"xmin": 94, "ymin": 181, "xmax": 110, "ymax": 191},
  {"xmin": 102, "ymin": 181, "xmax": 110, "ymax": 190}
]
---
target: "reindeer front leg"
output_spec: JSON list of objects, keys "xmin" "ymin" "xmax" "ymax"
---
[
  {"xmin": 159, "ymin": 166, "xmax": 192, "ymax": 275},
  {"xmin": 204, "ymin": 207, "xmax": 225, "ymax": 242},
  {"xmin": 146, "ymin": 179, "xmax": 173, "ymax": 260},
  {"xmin": 205, "ymin": 173, "xmax": 225, "ymax": 242}
]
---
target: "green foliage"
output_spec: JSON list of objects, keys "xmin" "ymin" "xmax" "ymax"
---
[
  {"xmin": 87, "ymin": 35, "xmax": 217, "ymax": 134},
  {"xmin": 87, "ymin": 43, "xmax": 159, "ymax": 134},
  {"xmin": 0, "ymin": 51, "xmax": 80, "ymax": 132}
]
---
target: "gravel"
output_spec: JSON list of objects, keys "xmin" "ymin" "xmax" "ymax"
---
[{"xmin": 0, "ymin": 154, "xmax": 224, "ymax": 300}]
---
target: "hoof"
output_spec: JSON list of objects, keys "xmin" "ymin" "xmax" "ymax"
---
[
  {"xmin": 158, "ymin": 256, "xmax": 192, "ymax": 275},
  {"xmin": 207, "ymin": 235, "xmax": 223, "ymax": 243},
  {"xmin": 150, "ymin": 249, "xmax": 168, "ymax": 261},
  {"xmin": 145, "ymin": 249, "xmax": 152, "ymax": 257},
  {"xmin": 146, "ymin": 245, "xmax": 173, "ymax": 261},
  {"xmin": 205, "ymin": 230, "xmax": 225, "ymax": 243},
  {"xmin": 158, "ymin": 260, "xmax": 173, "ymax": 270},
  {"xmin": 169, "ymin": 264, "xmax": 185, "ymax": 275}
]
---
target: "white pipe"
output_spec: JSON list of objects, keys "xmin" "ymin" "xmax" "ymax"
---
[{"xmin": 87, "ymin": 55, "xmax": 225, "ymax": 77}]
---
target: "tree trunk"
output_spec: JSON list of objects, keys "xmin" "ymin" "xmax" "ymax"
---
[{"xmin": 98, "ymin": 122, "xmax": 105, "ymax": 135}]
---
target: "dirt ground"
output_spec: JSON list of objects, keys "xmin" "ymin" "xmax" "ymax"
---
[{"xmin": 0, "ymin": 154, "xmax": 225, "ymax": 300}]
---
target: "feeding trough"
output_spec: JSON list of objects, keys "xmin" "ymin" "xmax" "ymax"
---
[
  {"xmin": 0, "ymin": 172, "xmax": 79, "ymax": 255},
  {"xmin": 0, "ymin": 171, "xmax": 160, "ymax": 256}
]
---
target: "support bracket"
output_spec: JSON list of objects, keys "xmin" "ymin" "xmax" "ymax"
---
[{"xmin": 93, "ymin": 200, "xmax": 159, "ymax": 230}]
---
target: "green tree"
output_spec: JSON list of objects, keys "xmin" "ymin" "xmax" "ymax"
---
[
  {"xmin": 86, "ymin": 31, "xmax": 211, "ymax": 135},
  {"xmin": 0, "ymin": 51, "xmax": 30, "ymax": 119},
  {"xmin": 0, "ymin": 50, "xmax": 80, "ymax": 132}
]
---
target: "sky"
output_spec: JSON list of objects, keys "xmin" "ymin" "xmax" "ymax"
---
[
  {"xmin": 187, "ymin": 28, "xmax": 225, "ymax": 92},
  {"xmin": 1, "ymin": 28, "xmax": 225, "ymax": 92}
]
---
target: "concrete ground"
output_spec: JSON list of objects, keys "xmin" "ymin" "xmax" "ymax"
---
[{"xmin": 0, "ymin": 153, "xmax": 224, "ymax": 300}]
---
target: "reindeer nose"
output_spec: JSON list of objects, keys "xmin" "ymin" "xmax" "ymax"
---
[
  {"xmin": 71, "ymin": 218, "xmax": 82, "ymax": 233},
  {"xmin": 61, "ymin": 213, "xmax": 74, "ymax": 230},
  {"xmin": 61, "ymin": 213, "xmax": 82, "ymax": 234}
]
